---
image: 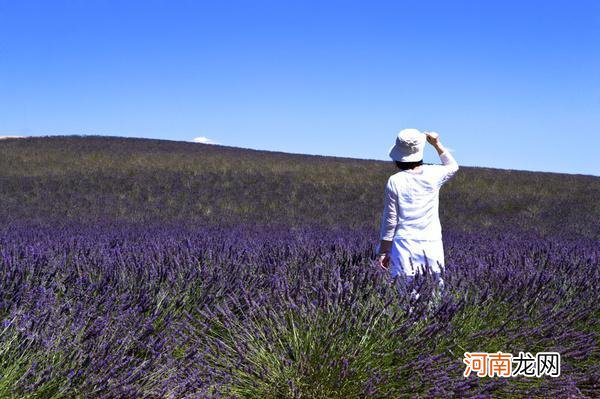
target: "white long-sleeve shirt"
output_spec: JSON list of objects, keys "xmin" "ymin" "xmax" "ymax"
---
[{"xmin": 379, "ymin": 151, "xmax": 459, "ymax": 242}]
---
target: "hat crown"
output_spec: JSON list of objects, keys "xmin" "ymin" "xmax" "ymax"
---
[
  {"xmin": 397, "ymin": 128, "xmax": 424, "ymax": 153},
  {"xmin": 388, "ymin": 128, "xmax": 426, "ymax": 162}
]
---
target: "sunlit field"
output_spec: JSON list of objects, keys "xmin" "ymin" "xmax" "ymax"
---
[{"xmin": 1, "ymin": 136, "xmax": 598, "ymax": 398}]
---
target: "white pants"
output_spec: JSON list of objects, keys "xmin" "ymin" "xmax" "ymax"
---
[{"xmin": 389, "ymin": 236, "xmax": 445, "ymax": 279}]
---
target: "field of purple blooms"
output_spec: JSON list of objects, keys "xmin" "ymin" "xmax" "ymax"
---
[{"xmin": 0, "ymin": 136, "xmax": 599, "ymax": 398}]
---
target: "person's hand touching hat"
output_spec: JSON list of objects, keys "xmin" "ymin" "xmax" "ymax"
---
[{"xmin": 425, "ymin": 131, "xmax": 440, "ymax": 146}]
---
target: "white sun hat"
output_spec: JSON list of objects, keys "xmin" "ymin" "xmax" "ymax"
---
[{"xmin": 388, "ymin": 128, "xmax": 427, "ymax": 162}]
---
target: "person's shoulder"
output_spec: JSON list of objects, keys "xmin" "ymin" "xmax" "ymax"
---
[
  {"xmin": 420, "ymin": 164, "xmax": 447, "ymax": 183},
  {"xmin": 424, "ymin": 163, "xmax": 443, "ymax": 169},
  {"xmin": 423, "ymin": 164, "xmax": 446, "ymax": 175},
  {"xmin": 388, "ymin": 171, "xmax": 407, "ymax": 182},
  {"xmin": 423, "ymin": 163, "xmax": 457, "ymax": 187},
  {"xmin": 385, "ymin": 171, "xmax": 405, "ymax": 188}
]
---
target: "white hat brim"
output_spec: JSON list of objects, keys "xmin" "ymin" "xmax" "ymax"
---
[{"xmin": 389, "ymin": 143, "xmax": 424, "ymax": 162}]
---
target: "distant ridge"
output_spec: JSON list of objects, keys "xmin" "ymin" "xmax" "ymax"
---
[
  {"xmin": 12, "ymin": 134, "xmax": 599, "ymax": 177},
  {"xmin": 1, "ymin": 135, "xmax": 598, "ymax": 239}
]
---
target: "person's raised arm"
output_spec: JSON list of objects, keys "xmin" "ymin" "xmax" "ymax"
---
[{"xmin": 425, "ymin": 131, "xmax": 459, "ymax": 186}]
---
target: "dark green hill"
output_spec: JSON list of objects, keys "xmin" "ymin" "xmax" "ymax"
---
[{"xmin": 1, "ymin": 135, "xmax": 598, "ymax": 238}]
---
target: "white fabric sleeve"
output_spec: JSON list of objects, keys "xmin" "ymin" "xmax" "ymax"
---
[
  {"xmin": 435, "ymin": 150, "xmax": 459, "ymax": 188},
  {"xmin": 379, "ymin": 177, "xmax": 398, "ymax": 242}
]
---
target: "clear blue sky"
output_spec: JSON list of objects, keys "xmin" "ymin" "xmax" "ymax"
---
[{"xmin": 1, "ymin": 0, "xmax": 599, "ymax": 175}]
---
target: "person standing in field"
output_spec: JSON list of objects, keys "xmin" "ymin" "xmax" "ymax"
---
[{"xmin": 376, "ymin": 128, "xmax": 459, "ymax": 287}]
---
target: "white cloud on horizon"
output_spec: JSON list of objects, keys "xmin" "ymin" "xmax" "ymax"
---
[
  {"xmin": 0, "ymin": 136, "xmax": 26, "ymax": 140},
  {"xmin": 191, "ymin": 136, "xmax": 219, "ymax": 145}
]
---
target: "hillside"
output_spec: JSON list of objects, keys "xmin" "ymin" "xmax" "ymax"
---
[
  {"xmin": 1, "ymin": 135, "xmax": 599, "ymax": 398},
  {"xmin": 1, "ymin": 135, "xmax": 599, "ymax": 239}
]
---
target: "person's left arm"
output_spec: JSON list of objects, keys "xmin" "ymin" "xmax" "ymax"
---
[{"xmin": 376, "ymin": 177, "xmax": 397, "ymax": 269}]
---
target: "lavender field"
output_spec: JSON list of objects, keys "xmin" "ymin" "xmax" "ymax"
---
[{"xmin": 0, "ymin": 136, "xmax": 599, "ymax": 398}]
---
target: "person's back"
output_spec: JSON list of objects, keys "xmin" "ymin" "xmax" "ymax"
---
[{"xmin": 384, "ymin": 159, "xmax": 458, "ymax": 241}]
